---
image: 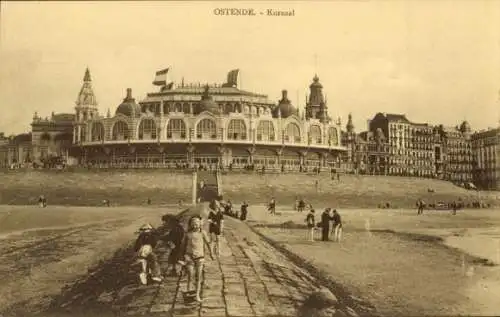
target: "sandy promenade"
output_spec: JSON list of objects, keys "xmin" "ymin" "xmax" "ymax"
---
[{"xmin": 246, "ymin": 206, "xmax": 500, "ymax": 316}]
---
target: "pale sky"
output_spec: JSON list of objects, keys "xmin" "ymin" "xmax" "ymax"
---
[{"xmin": 1, "ymin": 1, "xmax": 499, "ymax": 135}]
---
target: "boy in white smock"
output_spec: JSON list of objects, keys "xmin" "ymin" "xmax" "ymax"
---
[{"xmin": 180, "ymin": 216, "xmax": 214, "ymax": 302}]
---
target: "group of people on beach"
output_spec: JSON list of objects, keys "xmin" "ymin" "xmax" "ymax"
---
[
  {"xmin": 273, "ymin": 196, "xmax": 343, "ymax": 243},
  {"xmin": 133, "ymin": 198, "xmax": 226, "ymax": 303},
  {"xmin": 305, "ymin": 207, "xmax": 343, "ymax": 242}
]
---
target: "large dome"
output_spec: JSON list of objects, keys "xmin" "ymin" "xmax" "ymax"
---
[
  {"xmin": 273, "ymin": 90, "xmax": 297, "ymax": 118},
  {"xmin": 309, "ymin": 74, "xmax": 323, "ymax": 89},
  {"xmin": 460, "ymin": 120, "xmax": 471, "ymax": 133},
  {"xmin": 116, "ymin": 88, "xmax": 141, "ymax": 117},
  {"xmin": 199, "ymin": 85, "xmax": 220, "ymax": 114}
]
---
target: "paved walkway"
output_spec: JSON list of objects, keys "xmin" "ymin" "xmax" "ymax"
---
[{"xmin": 117, "ymin": 217, "xmax": 324, "ymax": 317}]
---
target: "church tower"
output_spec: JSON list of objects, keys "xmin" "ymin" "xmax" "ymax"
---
[
  {"xmin": 305, "ymin": 74, "xmax": 328, "ymax": 123},
  {"xmin": 75, "ymin": 68, "xmax": 99, "ymax": 122}
]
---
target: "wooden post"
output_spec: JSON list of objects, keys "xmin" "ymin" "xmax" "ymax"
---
[{"xmin": 192, "ymin": 171, "xmax": 197, "ymax": 205}]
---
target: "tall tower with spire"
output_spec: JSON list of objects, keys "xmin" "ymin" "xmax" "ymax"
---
[
  {"xmin": 346, "ymin": 113, "xmax": 355, "ymax": 133},
  {"xmin": 305, "ymin": 74, "xmax": 328, "ymax": 123},
  {"xmin": 75, "ymin": 68, "xmax": 99, "ymax": 122}
]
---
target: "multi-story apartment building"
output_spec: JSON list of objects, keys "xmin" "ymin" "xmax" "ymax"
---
[
  {"xmin": 369, "ymin": 113, "xmax": 434, "ymax": 177},
  {"xmin": 471, "ymin": 127, "xmax": 500, "ymax": 190},
  {"xmin": 0, "ymin": 133, "xmax": 33, "ymax": 168},
  {"xmin": 341, "ymin": 114, "xmax": 391, "ymax": 175},
  {"xmin": 434, "ymin": 122, "xmax": 473, "ymax": 183},
  {"xmin": 0, "ymin": 111, "xmax": 74, "ymax": 168}
]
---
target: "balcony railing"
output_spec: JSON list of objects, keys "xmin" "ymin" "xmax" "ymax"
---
[{"xmin": 77, "ymin": 136, "xmax": 346, "ymax": 150}]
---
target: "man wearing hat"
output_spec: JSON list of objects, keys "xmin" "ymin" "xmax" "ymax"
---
[{"xmin": 135, "ymin": 223, "xmax": 163, "ymax": 285}]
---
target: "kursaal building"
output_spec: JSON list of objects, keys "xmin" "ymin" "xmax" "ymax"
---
[{"xmin": 71, "ymin": 68, "xmax": 345, "ymax": 169}]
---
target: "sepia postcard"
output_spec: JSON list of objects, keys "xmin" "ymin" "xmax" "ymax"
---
[{"xmin": 0, "ymin": 1, "xmax": 499, "ymax": 316}]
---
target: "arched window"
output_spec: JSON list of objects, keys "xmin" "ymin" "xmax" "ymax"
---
[
  {"xmin": 40, "ymin": 133, "xmax": 51, "ymax": 142},
  {"xmin": 112, "ymin": 121, "xmax": 129, "ymax": 140},
  {"xmin": 310, "ymin": 125, "xmax": 322, "ymax": 144},
  {"xmin": 91, "ymin": 122, "xmax": 105, "ymax": 141},
  {"xmin": 80, "ymin": 128, "xmax": 86, "ymax": 143},
  {"xmin": 256, "ymin": 121, "xmax": 275, "ymax": 142},
  {"xmin": 175, "ymin": 103, "xmax": 181, "ymax": 112},
  {"xmin": 227, "ymin": 119, "xmax": 247, "ymax": 140},
  {"xmin": 328, "ymin": 127, "xmax": 339, "ymax": 146},
  {"xmin": 167, "ymin": 119, "xmax": 186, "ymax": 139},
  {"xmin": 285, "ymin": 122, "xmax": 301, "ymax": 143},
  {"xmin": 138, "ymin": 119, "xmax": 157, "ymax": 140},
  {"xmin": 196, "ymin": 118, "xmax": 217, "ymax": 139}
]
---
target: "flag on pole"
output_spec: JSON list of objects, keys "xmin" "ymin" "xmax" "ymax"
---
[{"xmin": 153, "ymin": 68, "xmax": 170, "ymax": 86}]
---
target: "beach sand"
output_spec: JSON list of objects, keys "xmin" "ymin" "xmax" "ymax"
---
[{"xmin": 247, "ymin": 206, "xmax": 500, "ymax": 316}]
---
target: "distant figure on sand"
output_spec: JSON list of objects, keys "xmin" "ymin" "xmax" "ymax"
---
[
  {"xmin": 38, "ymin": 195, "xmax": 47, "ymax": 208},
  {"xmin": 240, "ymin": 201, "xmax": 249, "ymax": 221},
  {"xmin": 305, "ymin": 209, "xmax": 316, "ymax": 241},
  {"xmin": 297, "ymin": 198, "xmax": 306, "ymax": 212},
  {"xmin": 268, "ymin": 197, "xmax": 276, "ymax": 215},
  {"xmin": 331, "ymin": 209, "xmax": 343, "ymax": 242},
  {"xmin": 416, "ymin": 199, "xmax": 425, "ymax": 215},
  {"xmin": 321, "ymin": 208, "xmax": 333, "ymax": 241}
]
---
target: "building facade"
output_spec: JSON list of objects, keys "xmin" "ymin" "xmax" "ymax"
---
[
  {"xmin": 0, "ymin": 133, "xmax": 32, "ymax": 168},
  {"xmin": 31, "ymin": 112, "xmax": 74, "ymax": 163},
  {"xmin": 471, "ymin": 127, "xmax": 500, "ymax": 189},
  {"xmin": 434, "ymin": 122, "xmax": 473, "ymax": 182},
  {"xmin": 341, "ymin": 114, "xmax": 391, "ymax": 174},
  {"xmin": 369, "ymin": 113, "xmax": 435, "ymax": 177},
  {"xmin": 72, "ymin": 69, "xmax": 345, "ymax": 170}
]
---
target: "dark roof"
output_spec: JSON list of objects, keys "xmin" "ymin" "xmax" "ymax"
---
[
  {"xmin": 374, "ymin": 112, "xmax": 429, "ymax": 126},
  {"xmin": 52, "ymin": 113, "xmax": 75, "ymax": 122},
  {"xmin": 143, "ymin": 85, "xmax": 270, "ymax": 102},
  {"xmin": 13, "ymin": 133, "xmax": 32, "ymax": 144},
  {"xmin": 385, "ymin": 113, "xmax": 410, "ymax": 123},
  {"xmin": 472, "ymin": 127, "xmax": 500, "ymax": 139},
  {"xmin": 116, "ymin": 88, "xmax": 141, "ymax": 117}
]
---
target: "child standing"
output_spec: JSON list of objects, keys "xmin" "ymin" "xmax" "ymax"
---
[
  {"xmin": 207, "ymin": 201, "xmax": 224, "ymax": 257},
  {"xmin": 331, "ymin": 209, "xmax": 343, "ymax": 242},
  {"xmin": 305, "ymin": 209, "xmax": 316, "ymax": 241},
  {"xmin": 180, "ymin": 216, "xmax": 214, "ymax": 302},
  {"xmin": 162, "ymin": 215, "xmax": 186, "ymax": 276}
]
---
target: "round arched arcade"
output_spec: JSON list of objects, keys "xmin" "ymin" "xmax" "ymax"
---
[{"xmin": 71, "ymin": 70, "xmax": 346, "ymax": 170}]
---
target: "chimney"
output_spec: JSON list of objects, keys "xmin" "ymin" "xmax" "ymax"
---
[{"xmin": 126, "ymin": 88, "xmax": 133, "ymax": 100}]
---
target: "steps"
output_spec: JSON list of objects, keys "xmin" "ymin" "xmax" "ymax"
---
[{"xmin": 197, "ymin": 170, "xmax": 219, "ymax": 202}]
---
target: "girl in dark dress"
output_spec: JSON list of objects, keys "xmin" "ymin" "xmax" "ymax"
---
[
  {"xmin": 162, "ymin": 216, "xmax": 186, "ymax": 276},
  {"xmin": 240, "ymin": 201, "xmax": 249, "ymax": 221},
  {"xmin": 208, "ymin": 202, "xmax": 224, "ymax": 257},
  {"xmin": 305, "ymin": 209, "xmax": 315, "ymax": 241}
]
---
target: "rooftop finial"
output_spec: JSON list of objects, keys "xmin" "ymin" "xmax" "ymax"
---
[{"xmin": 84, "ymin": 67, "xmax": 91, "ymax": 82}]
